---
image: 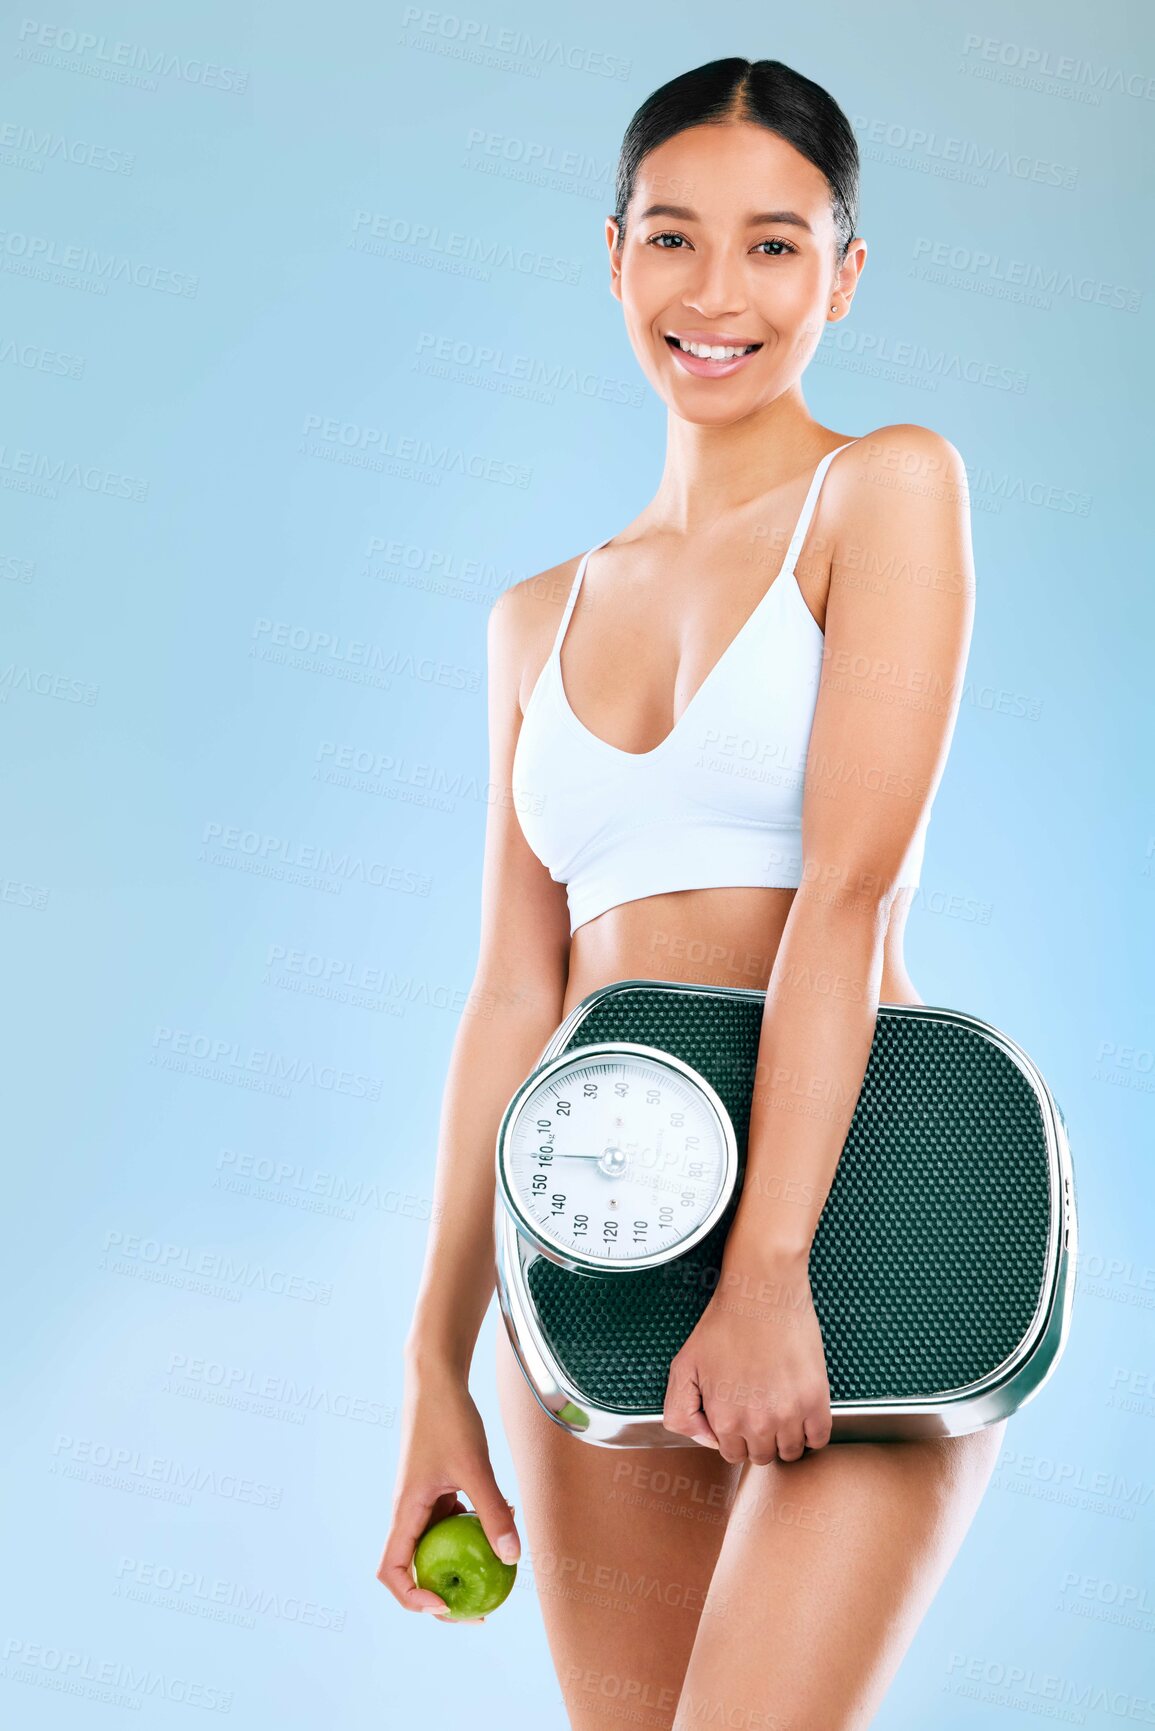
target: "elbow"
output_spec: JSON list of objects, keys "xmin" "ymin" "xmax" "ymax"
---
[
  {"xmin": 792, "ymin": 853, "xmax": 910, "ymax": 928},
  {"xmin": 472, "ymin": 947, "xmax": 568, "ymax": 1026}
]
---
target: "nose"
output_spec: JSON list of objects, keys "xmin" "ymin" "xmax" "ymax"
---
[{"xmin": 681, "ymin": 245, "xmax": 750, "ymax": 322}]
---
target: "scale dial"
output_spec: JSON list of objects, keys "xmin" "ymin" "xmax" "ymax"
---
[{"xmin": 496, "ymin": 1041, "xmax": 738, "ymax": 1274}]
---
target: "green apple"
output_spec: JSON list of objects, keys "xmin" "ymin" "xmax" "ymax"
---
[{"xmin": 412, "ymin": 1512, "xmax": 517, "ymax": 1621}]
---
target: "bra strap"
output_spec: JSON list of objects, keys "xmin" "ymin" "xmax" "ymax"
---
[
  {"xmin": 780, "ymin": 438, "xmax": 860, "ymax": 577},
  {"xmin": 561, "ymin": 446, "xmax": 857, "ymax": 656},
  {"xmin": 553, "ymin": 534, "xmax": 613, "ymax": 658}
]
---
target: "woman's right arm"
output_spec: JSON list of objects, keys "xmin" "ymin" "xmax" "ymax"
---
[{"xmin": 376, "ymin": 569, "xmax": 573, "ymax": 1618}]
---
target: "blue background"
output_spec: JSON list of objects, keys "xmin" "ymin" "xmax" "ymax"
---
[{"xmin": 2, "ymin": 0, "xmax": 1152, "ymax": 1724}]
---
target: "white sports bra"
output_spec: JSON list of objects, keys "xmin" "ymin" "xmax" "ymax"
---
[{"xmin": 512, "ymin": 439, "xmax": 927, "ymax": 935}]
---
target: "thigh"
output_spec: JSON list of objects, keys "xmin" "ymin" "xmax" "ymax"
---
[
  {"xmin": 673, "ymin": 1420, "xmax": 1008, "ymax": 1731},
  {"xmin": 495, "ymin": 1324, "xmax": 743, "ymax": 1731}
]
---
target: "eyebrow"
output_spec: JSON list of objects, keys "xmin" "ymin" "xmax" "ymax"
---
[{"xmin": 637, "ymin": 203, "xmax": 813, "ymax": 233}]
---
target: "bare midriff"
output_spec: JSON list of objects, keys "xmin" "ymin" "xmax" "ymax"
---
[{"xmin": 561, "ymin": 883, "xmax": 923, "ymax": 1021}]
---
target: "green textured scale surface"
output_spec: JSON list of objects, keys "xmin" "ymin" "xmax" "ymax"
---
[{"xmin": 524, "ymin": 985, "xmax": 1053, "ymax": 1409}]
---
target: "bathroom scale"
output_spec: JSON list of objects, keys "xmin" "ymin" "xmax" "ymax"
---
[{"xmin": 494, "ymin": 977, "xmax": 1077, "ymax": 1447}]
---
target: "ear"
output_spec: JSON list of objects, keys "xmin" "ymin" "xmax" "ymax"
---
[
  {"xmin": 606, "ymin": 216, "xmax": 622, "ymax": 303},
  {"xmin": 831, "ymin": 234, "xmax": 868, "ymax": 315}
]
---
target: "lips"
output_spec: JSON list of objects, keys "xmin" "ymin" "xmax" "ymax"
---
[{"xmin": 664, "ymin": 333, "xmax": 763, "ymax": 380}]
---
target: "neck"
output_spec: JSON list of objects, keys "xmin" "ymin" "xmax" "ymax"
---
[{"xmin": 651, "ymin": 391, "xmax": 836, "ymax": 538}]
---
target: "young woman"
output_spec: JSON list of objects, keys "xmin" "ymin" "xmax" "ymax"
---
[{"xmin": 380, "ymin": 57, "xmax": 1000, "ymax": 1730}]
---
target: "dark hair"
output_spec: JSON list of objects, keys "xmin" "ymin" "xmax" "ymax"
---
[{"xmin": 612, "ymin": 58, "xmax": 859, "ymax": 264}]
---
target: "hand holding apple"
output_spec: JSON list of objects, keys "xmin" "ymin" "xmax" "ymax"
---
[{"xmin": 412, "ymin": 1511, "xmax": 518, "ymax": 1623}]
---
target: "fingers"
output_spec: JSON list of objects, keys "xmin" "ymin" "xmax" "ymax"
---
[
  {"xmin": 709, "ymin": 1395, "xmax": 833, "ymax": 1465},
  {"xmin": 773, "ymin": 1415, "xmax": 808, "ymax": 1463},
  {"xmin": 377, "ymin": 1477, "xmax": 521, "ymax": 1623},
  {"xmin": 665, "ymin": 1353, "xmax": 834, "ymax": 1463},
  {"xmin": 711, "ymin": 1430, "xmax": 751, "ymax": 1465},
  {"xmin": 470, "ymin": 1475, "xmax": 521, "ymax": 1566},
  {"xmin": 376, "ymin": 1487, "xmax": 461, "ymax": 1615},
  {"xmin": 770, "ymin": 1389, "xmax": 832, "ymax": 1462},
  {"xmin": 663, "ymin": 1358, "xmax": 722, "ymax": 1451},
  {"xmin": 803, "ymin": 1400, "xmax": 833, "ymax": 1452}
]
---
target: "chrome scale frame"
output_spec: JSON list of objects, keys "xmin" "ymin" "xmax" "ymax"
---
[{"xmin": 494, "ymin": 977, "xmax": 1078, "ymax": 1447}]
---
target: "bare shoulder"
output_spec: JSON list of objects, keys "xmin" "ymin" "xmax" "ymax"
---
[
  {"xmin": 825, "ymin": 424, "xmax": 975, "ymax": 635},
  {"xmin": 489, "ymin": 553, "xmax": 583, "ymax": 631},
  {"xmin": 838, "ymin": 422, "xmax": 969, "ymax": 504},
  {"xmin": 486, "ymin": 551, "xmax": 585, "ymax": 707},
  {"xmin": 858, "ymin": 420, "xmax": 965, "ymax": 461},
  {"xmin": 833, "ymin": 420, "xmax": 972, "ymax": 566}
]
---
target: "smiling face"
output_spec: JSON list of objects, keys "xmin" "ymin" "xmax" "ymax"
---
[{"xmin": 606, "ymin": 120, "xmax": 865, "ymax": 424}]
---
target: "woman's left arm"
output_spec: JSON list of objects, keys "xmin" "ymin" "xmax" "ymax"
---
[{"xmin": 663, "ymin": 424, "xmax": 976, "ymax": 1465}]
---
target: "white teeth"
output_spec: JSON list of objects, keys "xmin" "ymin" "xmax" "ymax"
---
[{"xmin": 674, "ymin": 337, "xmax": 757, "ymax": 360}]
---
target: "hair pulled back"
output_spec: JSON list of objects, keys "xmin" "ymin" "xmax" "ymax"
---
[{"xmin": 612, "ymin": 58, "xmax": 859, "ymax": 264}]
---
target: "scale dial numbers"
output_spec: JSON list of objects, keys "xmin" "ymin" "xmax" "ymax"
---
[{"xmin": 496, "ymin": 1043, "xmax": 738, "ymax": 1274}]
